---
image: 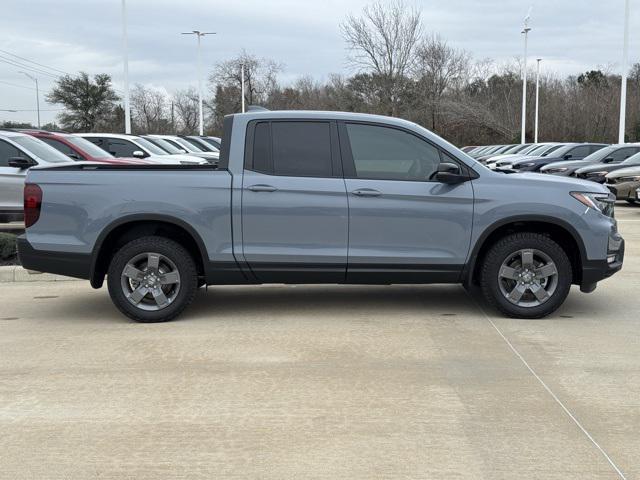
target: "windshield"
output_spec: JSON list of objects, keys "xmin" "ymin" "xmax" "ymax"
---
[
  {"xmin": 550, "ymin": 144, "xmax": 579, "ymax": 157},
  {"xmin": 504, "ymin": 144, "xmax": 529, "ymax": 154},
  {"xmin": 133, "ymin": 137, "xmax": 167, "ymax": 155},
  {"xmin": 186, "ymin": 137, "xmax": 219, "ymax": 152},
  {"xmin": 12, "ymin": 135, "xmax": 72, "ymax": 163},
  {"xmin": 145, "ymin": 137, "xmax": 183, "ymax": 154},
  {"xmin": 582, "ymin": 145, "xmax": 622, "ymax": 164},
  {"xmin": 527, "ymin": 144, "xmax": 555, "ymax": 156},
  {"xmin": 621, "ymin": 152, "xmax": 640, "ymax": 166},
  {"xmin": 66, "ymin": 136, "xmax": 113, "ymax": 158},
  {"xmin": 540, "ymin": 144, "xmax": 563, "ymax": 156},
  {"xmin": 519, "ymin": 144, "xmax": 543, "ymax": 155},
  {"xmin": 201, "ymin": 137, "xmax": 221, "ymax": 149},
  {"xmin": 174, "ymin": 137, "xmax": 205, "ymax": 152}
]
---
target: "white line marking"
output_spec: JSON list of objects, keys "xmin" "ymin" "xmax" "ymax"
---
[{"xmin": 464, "ymin": 290, "xmax": 628, "ymax": 480}]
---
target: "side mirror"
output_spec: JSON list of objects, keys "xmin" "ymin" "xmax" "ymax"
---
[
  {"xmin": 67, "ymin": 153, "xmax": 81, "ymax": 160},
  {"xmin": 564, "ymin": 154, "xmax": 573, "ymax": 160},
  {"xmin": 132, "ymin": 150, "xmax": 146, "ymax": 158},
  {"xmin": 434, "ymin": 162, "xmax": 466, "ymax": 184},
  {"xmin": 602, "ymin": 157, "xmax": 614, "ymax": 164},
  {"xmin": 179, "ymin": 149, "xmax": 188, "ymax": 154},
  {"xmin": 8, "ymin": 157, "xmax": 35, "ymax": 169}
]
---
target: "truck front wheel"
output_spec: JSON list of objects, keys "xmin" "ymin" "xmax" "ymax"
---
[
  {"xmin": 107, "ymin": 236, "xmax": 198, "ymax": 322},
  {"xmin": 480, "ymin": 233, "xmax": 572, "ymax": 319}
]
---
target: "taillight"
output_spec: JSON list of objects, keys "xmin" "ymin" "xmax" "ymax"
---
[{"xmin": 24, "ymin": 183, "xmax": 42, "ymax": 228}]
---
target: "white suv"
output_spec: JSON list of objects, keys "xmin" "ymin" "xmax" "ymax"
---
[{"xmin": 0, "ymin": 130, "xmax": 74, "ymax": 221}]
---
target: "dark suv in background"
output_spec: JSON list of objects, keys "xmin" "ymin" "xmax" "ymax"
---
[
  {"xmin": 573, "ymin": 144, "xmax": 640, "ymax": 183},
  {"xmin": 510, "ymin": 143, "xmax": 608, "ymax": 172}
]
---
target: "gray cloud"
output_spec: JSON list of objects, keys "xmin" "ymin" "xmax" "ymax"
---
[{"xmin": 1, "ymin": 0, "xmax": 637, "ymax": 125}]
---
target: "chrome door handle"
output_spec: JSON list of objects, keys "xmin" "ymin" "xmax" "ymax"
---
[
  {"xmin": 351, "ymin": 188, "xmax": 382, "ymax": 197},
  {"xmin": 247, "ymin": 184, "xmax": 278, "ymax": 192}
]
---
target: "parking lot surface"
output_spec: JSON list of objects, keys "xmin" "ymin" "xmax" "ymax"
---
[{"xmin": 1, "ymin": 205, "xmax": 639, "ymax": 480}]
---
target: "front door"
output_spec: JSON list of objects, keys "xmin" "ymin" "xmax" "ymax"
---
[
  {"xmin": 241, "ymin": 120, "xmax": 348, "ymax": 283},
  {"xmin": 340, "ymin": 122, "xmax": 475, "ymax": 283}
]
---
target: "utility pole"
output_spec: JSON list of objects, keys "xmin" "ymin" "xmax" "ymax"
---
[
  {"xmin": 122, "ymin": 0, "xmax": 131, "ymax": 134},
  {"xmin": 182, "ymin": 30, "xmax": 216, "ymax": 135},
  {"xmin": 521, "ymin": 8, "xmax": 532, "ymax": 144},
  {"xmin": 241, "ymin": 63, "xmax": 246, "ymax": 113},
  {"xmin": 534, "ymin": 58, "xmax": 542, "ymax": 143},
  {"xmin": 19, "ymin": 71, "xmax": 40, "ymax": 128},
  {"xmin": 619, "ymin": 0, "xmax": 630, "ymax": 144}
]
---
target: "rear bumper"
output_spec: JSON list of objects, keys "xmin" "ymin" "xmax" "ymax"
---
[{"xmin": 17, "ymin": 236, "xmax": 92, "ymax": 280}]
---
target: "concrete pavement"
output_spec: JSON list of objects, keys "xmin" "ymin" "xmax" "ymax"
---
[{"xmin": 0, "ymin": 205, "xmax": 638, "ymax": 479}]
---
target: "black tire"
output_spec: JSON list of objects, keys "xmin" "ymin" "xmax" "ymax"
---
[
  {"xmin": 480, "ymin": 232, "xmax": 572, "ymax": 319},
  {"xmin": 107, "ymin": 236, "xmax": 198, "ymax": 323},
  {"xmin": 625, "ymin": 199, "xmax": 637, "ymax": 205}
]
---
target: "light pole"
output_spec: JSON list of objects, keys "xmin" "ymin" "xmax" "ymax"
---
[
  {"xmin": 240, "ymin": 63, "xmax": 246, "ymax": 113},
  {"xmin": 121, "ymin": 0, "xmax": 131, "ymax": 134},
  {"xmin": 19, "ymin": 71, "xmax": 40, "ymax": 128},
  {"xmin": 182, "ymin": 30, "xmax": 216, "ymax": 135},
  {"xmin": 619, "ymin": 0, "xmax": 630, "ymax": 144},
  {"xmin": 534, "ymin": 58, "xmax": 542, "ymax": 143},
  {"xmin": 521, "ymin": 10, "xmax": 532, "ymax": 144}
]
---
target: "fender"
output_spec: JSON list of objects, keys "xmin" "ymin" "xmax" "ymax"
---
[{"xmin": 462, "ymin": 214, "xmax": 588, "ymax": 285}]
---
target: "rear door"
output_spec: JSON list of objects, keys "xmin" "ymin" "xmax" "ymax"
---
[
  {"xmin": 0, "ymin": 139, "xmax": 30, "ymax": 213},
  {"xmin": 340, "ymin": 122, "xmax": 474, "ymax": 283},
  {"xmin": 241, "ymin": 120, "xmax": 348, "ymax": 283}
]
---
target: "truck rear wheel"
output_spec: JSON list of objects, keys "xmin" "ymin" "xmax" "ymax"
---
[
  {"xmin": 107, "ymin": 236, "xmax": 198, "ymax": 322},
  {"xmin": 480, "ymin": 233, "xmax": 572, "ymax": 319}
]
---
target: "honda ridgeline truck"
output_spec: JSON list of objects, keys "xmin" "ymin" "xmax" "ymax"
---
[{"xmin": 17, "ymin": 111, "xmax": 624, "ymax": 322}]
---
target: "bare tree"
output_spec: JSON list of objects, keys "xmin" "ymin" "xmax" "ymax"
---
[
  {"xmin": 414, "ymin": 34, "xmax": 470, "ymax": 130},
  {"xmin": 172, "ymin": 87, "xmax": 199, "ymax": 134},
  {"xmin": 211, "ymin": 50, "xmax": 282, "ymax": 108},
  {"xmin": 130, "ymin": 84, "xmax": 170, "ymax": 133},
  {"xmin": 341, "ymin": 0, "xmax": 422, "ymax": 115}
]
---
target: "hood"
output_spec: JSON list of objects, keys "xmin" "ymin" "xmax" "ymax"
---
[
  {"xmin": 511, "ymin": 155, "xmax": 547, "ymax": 166},
  {"xmin": 606, "ymin": 165, "xmax": 640, "ymax": 179},
  {"xmin": 539, "ymin": 159, "xmax": 588, "ymax": 171},
  {"xmin": 506, "ymin": 172, "xmax": 609, "ymax": 193},
  {"xmin": 575, "ymin": 163, "xmax": 618, "ymax": 175}
]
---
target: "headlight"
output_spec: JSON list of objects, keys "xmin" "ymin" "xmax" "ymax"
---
[
  {"xmin": 518, "ymin": 162, "xmax": 535, "ymax": 167},
  {"xmin": 545, "ymin": 167, "xmax": 568, "ymax": 173},
  {"xmin": 571, "ymin": 192, "xmax": 615, "ymax": 216},
  {"xmin": 586, "ymin": 171, "xmax": 608, "ymax": 177},
  {"xmin": 617, "ymin": 175, "xmax": 640, "ymax": 182}
]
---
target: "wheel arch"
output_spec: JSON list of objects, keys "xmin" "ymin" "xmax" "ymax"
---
[
  {"xmin": 90, "ymin": 214, "xmax": 208, "ymax": 289},
  {"xmin": 465, "ymin": 215, "xmax": 587, "ymax": 287}
]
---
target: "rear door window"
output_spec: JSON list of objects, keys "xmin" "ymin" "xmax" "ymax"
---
[{"xmin": 0, "ymin": 139, "xmax": 25, "ymax": 166}]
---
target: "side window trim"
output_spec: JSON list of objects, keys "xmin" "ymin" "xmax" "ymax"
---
[{"xmin": 337, "ymin": 120, "xmax": 469, "ymax": 182}]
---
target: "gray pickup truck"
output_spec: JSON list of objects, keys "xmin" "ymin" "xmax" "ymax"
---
[{"xmin": 18, "ymin": 111, "xmax": 624, "ymax": 322}]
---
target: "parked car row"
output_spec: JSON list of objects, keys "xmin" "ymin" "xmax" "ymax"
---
[
  {"xmin": 464, "ymin": 142, "xmax": 640, "ymax": 204},
  {"xmin": 0, "ymin": 128, "xmax": 222, "ymax": 221}
]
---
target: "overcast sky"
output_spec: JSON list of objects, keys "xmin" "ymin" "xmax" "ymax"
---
[{"xmin": 1, "ymin": 0, "xmax": 638, "ymax": 125}]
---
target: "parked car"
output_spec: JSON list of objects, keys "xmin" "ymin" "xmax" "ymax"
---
[
  {"xmin": 573, "ymin": 144, "xmax": 640, "ymax": 183},
  {"xmin": 147, "ymin": 134, "xmax": 219, "ymax": 163},
  {"xmin": 483, "ymin": 143, "xmax": 545, "ymax": 167},
  {"xmin": 605, "ymin": 166, "xmax": 640, "ymax": 204},
  {"xmin": 20, "ymin": 130, "xmax": 149, "ymax": 164},
  {"xmin": 201, "ymin": 136, "xmax": 222, "ymax": 150},
  {"xmin": 79, "ymin": 134, "xmax": 207, "ymax": 165},
  {"xmin": 509, "ymin": 143, "xmax": 608, "ymax": 173},
  {"xmin": 490, "ymin": 143, "xmax": 562, "ymax": 170},
  {"xmin": 0, "ymin": 130, "xmax": 74, "ymax": 221},
  {"xmin": 469, "ymin": 145, "xmax": 502, "ymax": 158},
  {"xmin": 180, "ymin": 135, "xmax": 220, "ymax": 153},
  {"xmin": 474, "ymin": 144, "xmax": 516, "ymax": 163},
  {"xmin": 18, "ymin": 110, "xmax": 623, "ymax": 322}
]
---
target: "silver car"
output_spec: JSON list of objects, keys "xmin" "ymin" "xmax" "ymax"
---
[{"xmin": 0, "ymin": 131, "xmax": 74, "ymax": 221}]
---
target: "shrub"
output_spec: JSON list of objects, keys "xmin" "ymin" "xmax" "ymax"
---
[{"xmin": 0, "ymin": 233, "xmax": 17, "ymax": 260}]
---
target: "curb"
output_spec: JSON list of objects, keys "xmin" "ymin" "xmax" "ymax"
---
[{"xmin": 0, "ymin": 265, "xmax": 81, "ymax": 283}]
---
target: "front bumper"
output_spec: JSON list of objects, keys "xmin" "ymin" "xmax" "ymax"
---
[
  {"xmin": 581, "ymin": 230, "xmax": 624, "ymax": 290},
  {"xmin": 607, "ymin": 180, "xmax": 640, "ymax": 200}
]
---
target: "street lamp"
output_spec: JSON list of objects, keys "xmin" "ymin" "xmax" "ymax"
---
[
  {"xmin": 619, "ymin": 0, "xmax": 630, "ymax": 144},
  {"xmin": 240, "ymin": 63, "xmax": 245, "ymax": 113},
  {"xmin": 182, "ymin": 30, "xmax": 216, "ymax": 135},
  {"xmin": 19, "ymin": 71, "xmax": 40, "ymax": 128},
  {"xmin": 121, "ymin": 0, "xmax": 131, "ymax": 134},
  {"xmin": 534, "ymin": 58, "xmax": 542, "ymax": 143},
  {"xmin": 521, "ymin": 8, "xmax": 532, "ymax": 144}
]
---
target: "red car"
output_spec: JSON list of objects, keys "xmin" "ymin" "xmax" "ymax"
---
[{"xmin": 20, "ymin": 130, "xmax": 149, "ymax": 164}]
